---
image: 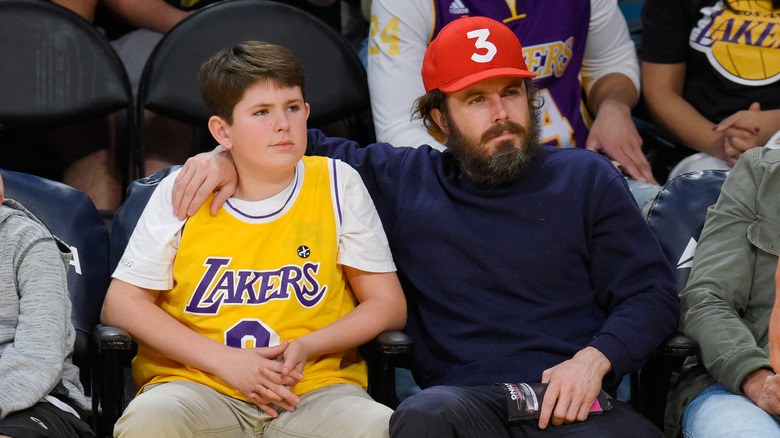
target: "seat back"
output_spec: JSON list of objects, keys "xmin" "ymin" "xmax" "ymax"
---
[
  {"xmin": 135, "ymin": 0, "xmax": 372, "ymax": 174},
  {"xmin": 635, "ymin": 169, "xmax": 729, "ymax": 429},
  {"xmin": 0, "ymin": 0, "xmax": 134, "ymax": 182},
  {"xmin": 645, "ymin": 170, "xmax": 730, "ymax": 292},
  {"xmin": 0, "ymin": 169, "xmax": 111, "ymax": 391},
  {"xmin": 110, "ymin": 166, "xmax": 182, "ymax": 272}
]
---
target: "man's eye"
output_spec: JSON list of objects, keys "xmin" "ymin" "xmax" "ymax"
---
[{"xmin": 288, "ymin": 105, "xmax": 300, "ymax": 112}]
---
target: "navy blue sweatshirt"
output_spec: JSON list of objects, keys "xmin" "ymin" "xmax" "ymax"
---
[{"xmin": 307, "ymin": 129, "xmax": 679, "ymax": 391}]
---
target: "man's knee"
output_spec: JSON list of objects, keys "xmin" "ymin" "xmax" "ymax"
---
[
  {"xmin": 390, "ymin": 387, "xmax": 456, "ymax": 435},
  {"xmin": 390, "ymin": 386, "xmax": 504, "ymax": 437}
]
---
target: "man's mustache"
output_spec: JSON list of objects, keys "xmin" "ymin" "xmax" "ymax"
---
[{"xmin": 480, "ymin": 121, "xmax": 527, "ymax": 144}]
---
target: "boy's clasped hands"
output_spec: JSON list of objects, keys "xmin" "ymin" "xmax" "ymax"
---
[{"xmin": 223, "ymin": 340, "xmax": 309, "ymax": 417}]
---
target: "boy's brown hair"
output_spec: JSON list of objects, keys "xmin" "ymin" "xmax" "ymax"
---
[{"xmin": 200, "ymin": 41, "xmax": 306, "ymax": 124}]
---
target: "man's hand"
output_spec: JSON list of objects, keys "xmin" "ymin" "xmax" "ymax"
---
[
  {"xmin": 171, "ymin": 146, "xmax": 237, "ymax": 220},
  {"xmin": 742, "ymin": 368, "xmax": 780, "ymax": 416},
  {"xmin": 218, "ymin": 342, "xmax": 302, "ymax": 417},
  {"xmin": 586, "ymin": 100, "xmax": 657, "ymax": 185},
  {"xmin": 538, "ymin": 347, "xmax": 612, "ymax": 429}
]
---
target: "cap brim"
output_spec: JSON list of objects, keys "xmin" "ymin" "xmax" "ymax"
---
[{"xmin": 438, "ymin": 67, "xmax": 537, "ymax": 93}]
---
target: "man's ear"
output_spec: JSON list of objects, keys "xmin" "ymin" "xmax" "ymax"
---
[
  {"xmin": 208, "ymin": 116, "xmax": 232, "ymax": 149},
  {"xmin": 430, "ymin": 108, "xmax": 449, "ymax": 136}
]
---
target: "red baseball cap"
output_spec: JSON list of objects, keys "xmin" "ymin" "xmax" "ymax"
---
[{"xmin": 422, "ymin": 16, "xmax": 536, "ymax": 93}]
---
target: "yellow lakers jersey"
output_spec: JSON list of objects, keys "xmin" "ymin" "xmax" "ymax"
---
[{"xmin": 132, "ymin": 156, "xmax": 367, "ymax": 400}]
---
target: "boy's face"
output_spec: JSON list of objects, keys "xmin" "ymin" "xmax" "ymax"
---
[{"xmin": 210, "ymin": 80, "xmax": 309, "ymax": 177}]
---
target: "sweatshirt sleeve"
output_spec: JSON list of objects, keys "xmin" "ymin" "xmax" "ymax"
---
[
  {"xmin": 679, "ymin": 151, "xmax": 773, "ymax": 395},
  {"xmin": 580, "ymin": 0, "xmax": 641, "ymax": 96},
  {"xmin": 585, "ymin": 169, "xmax": 679, "ymax": 384},
  {"xmin": 0, "ymin": 233, "xmax": 72, "ymax": 418}
]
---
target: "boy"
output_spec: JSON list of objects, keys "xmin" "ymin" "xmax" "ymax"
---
[
  {"xmin": 101, "ymin": 41, "xmax": 406, "ymax": 437},
  {"xmin": 0, "ymin": 173, "xmax": 94, "ymax": 437}
]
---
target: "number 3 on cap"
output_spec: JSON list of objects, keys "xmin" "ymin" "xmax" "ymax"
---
[{"xmin": 467, "ymin": 29, "xmax": 497, "ymax": 63}]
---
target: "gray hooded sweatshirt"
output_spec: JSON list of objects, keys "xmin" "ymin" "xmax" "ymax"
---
[{"xmin": 0, "ymin": 198, "xmax": 88, "ymax": 419}]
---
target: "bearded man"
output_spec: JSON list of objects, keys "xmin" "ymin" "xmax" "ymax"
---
[{"xmin": 169, "ymin": 16, "xmax": 678, "ymax": 438}]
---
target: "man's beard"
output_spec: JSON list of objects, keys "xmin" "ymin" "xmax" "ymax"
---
[{"xmin": 445, "ymin": 109, "xmax": 542, "ymax": 186}]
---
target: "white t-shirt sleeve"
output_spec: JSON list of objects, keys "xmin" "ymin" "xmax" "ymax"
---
[
  {"xmin": 368, "ymin": 0, "xmax": 446, "ymax": 150},
  {"xmin": 333, "ymin": 160, "xmax": 397, "ymax": 273},
  {"xmin": 112, "ymin": 169, "xmax": 186, "ymax": 291},
  {"xmin": 581, "ymin": 0, "xmax": 641, "ymax": 95}
]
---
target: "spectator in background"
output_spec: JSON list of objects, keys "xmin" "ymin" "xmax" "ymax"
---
[
  {"xmin": 17, "ymin": 0, "xmax": 124, "ymax": 213},
  {"xmin": 97, "ymin": 0, "xmax": 342, "ymax": 177},
  {"xmin": 641, "ymin": 0, "xmax": 780, "ymax": 177},
  {"xmin": 668, "ymin": 146, "xmax": 780, "ymax": 438},
  {"xmin": 0, "ymin": 174, "xmax": 94, "ymax": 438},
  {"xmin": 366, "ymin": 0, "xmax": 661, "ymax": 209}
]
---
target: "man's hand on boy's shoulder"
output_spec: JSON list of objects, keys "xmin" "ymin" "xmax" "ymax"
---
[{"xmin": 172, "ymin": 146, "xmax": 237, "ymax": 220}]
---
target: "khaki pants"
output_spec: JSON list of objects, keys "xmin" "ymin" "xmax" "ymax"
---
[{"xmin": 114, "ymin": 380, "xmax": 391, "ymax": 437}]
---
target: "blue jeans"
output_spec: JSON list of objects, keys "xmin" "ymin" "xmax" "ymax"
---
[
  {"xmin": 626, "ymin": 178, "xmax": 661, "ymax": 213},
  {"xmin": 683, "ymin": 383, "xmax": 780, "ymax": 438}
]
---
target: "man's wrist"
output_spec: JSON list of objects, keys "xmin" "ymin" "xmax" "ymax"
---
[
  {"xmin": 741, "ymin": 368, "xmax": 774, "ymax": 401},
  {"xmin": 576, "ymin": 346, "xmax": 613, "ymax": 377}
]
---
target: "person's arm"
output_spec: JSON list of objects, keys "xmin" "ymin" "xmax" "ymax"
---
[
  {"xmin": 757, "ymin": 252, "xmax": 780, "ymax": 415},
  {"xmin": 101, "ymin": 279, "xmax": 301, "ymax": 415},
  {"xmin": 171, "ymin": 130, "xmax": 407, "ymax": 220},
  {"xmin": 642, "ymin": 61, "xmax": 729, "ymax": 160},
  {"xmin": 537, "ymin": 162, "xmax": 677, "ymax": 427},
  {"xmin": 771, "ymin": 258, "xmax": 780, "ymax": 372},
  {"xmin": 100, "ymin": 0, "xmax": 190, "ymax": 34},
  {"xmin": 582, "ymin": 0, "xmax": 655, "ymax": 183},
  {"xmin": 0, "ymin": 236, "xmax": 73, "ymax": 418},
  {"xmin": 680, "ymin": 149, "xmax": 773, "ymax": 396},
  {"xmin": 280, "ymin": 267, "xmax": 406, "ymax": 375},
  {"xmin": 278, "ymin": 162, "xmax": 406, "ymax": 373},
  {"xmin": 586, "ymin": 73, "xmax": 656, "ymax": 184},
  {"xmin": 171, "ymin": 146, "xmax": 236, "ymax": 219},
  {"xmin": 368, "ymin": 0, "xmax": 446, "ymax": 149},
  {"xmin": 53, "ymin": 0, "xmax": 97, "ymax": 21}
]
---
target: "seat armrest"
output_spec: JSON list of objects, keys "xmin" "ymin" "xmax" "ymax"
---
[
  {"xmin": 369, "ymin": 330, "xmax": 414, "ymax": 355},
  {"xmin": 656, "ymin": 332, "xmax": 698, "ymax": 358},
  {"xmin": 634, "ymin": 332, "xmax": 698, "ymax": 429},
  {"xmin": 93, "ymin": 324, "xmax": 133, "ymax": 350},
  {"xmin": 366, "ymin": 330, "xmax": 414, "ymax": 409}
]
